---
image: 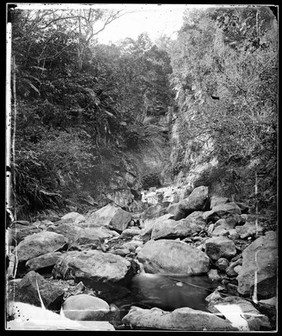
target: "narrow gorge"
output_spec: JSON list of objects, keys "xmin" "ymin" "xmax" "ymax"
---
[{"xmin": 6, "ymin": 4, "xmax": 277, "ymax": 332}]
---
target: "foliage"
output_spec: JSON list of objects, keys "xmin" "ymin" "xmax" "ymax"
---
[
  {"xmin": 168, "ymin": 6, "xmax": 277, "ymax": 225},
  {"xmin": 11, "ymin": 8, "xmax": 174, "ymax": 218}
]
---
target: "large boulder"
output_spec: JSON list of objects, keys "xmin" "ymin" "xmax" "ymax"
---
[
  {"xmin": 151, "ymin": 211, "xmax": 206, "ymax": 240},
  {"xmin": 122, "ymin": 306, "xmax": 237, "ymax": 331},
  {"xmin": 137, "ymin": 239, "xmax": 210, "ymax": 275},
  {"xmin": 84, "ymin": 204, "xmax": 132, "ymax": 232},
  {"xmin": 12, "ymin": 271, "xmax": 64, "ymax": 310},
  {"xmin": 203, "ymin": 203, "xmax": 241, "ymax": 223},
  {"xmin": 52, "ymin": 250, "xmax": 132, "ymax": 284},
  {"xmin": 72, "ymin": 227, "xmax": 118, "ymax": 248},
  {"xmin": 205, "ymin": 236, "xmax": 237, "ymax": 261},
  {"xmin": 62, "ymin": 294, "xmax": 110, "ymax": 321},
  {"xmin": 237, "ymin": 231, "xmax": 278, "ymax": 299},
  {"xmin": 175, "ymin": 186, "xmax": 209, "ymax": 220},
  {"xmin": 14, "ymin": 231, "xmax": 67, "ymax": 263},
  {"xmin": 25, "ymin": 252, "xmax": 62, "ymax": 272}
]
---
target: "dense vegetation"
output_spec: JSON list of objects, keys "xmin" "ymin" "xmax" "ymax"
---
[
  {"xmin": 165, "ymin": 6, "xmax": 278, "ymax": 227},
  {"xmin": 8, "ymin": 6, "xmax": 277, "ymax": 228},
  {"xmin": 10, "ymin": 8, "xmax": 174, "ymax": 219}
]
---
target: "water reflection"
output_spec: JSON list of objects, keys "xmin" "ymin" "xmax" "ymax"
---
[{"xmin": 128, "ymin": 272, "xmax": 217, "ymax": 312}]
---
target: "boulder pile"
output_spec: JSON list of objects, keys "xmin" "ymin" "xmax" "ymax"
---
[{"xmin": 6, "ymin": 185, "xmax": 277, "ymax": 331}]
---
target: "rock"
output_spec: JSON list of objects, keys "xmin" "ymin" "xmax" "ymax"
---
[
  {"xmin": 120, "ymin": 228, "xmax": 141, "ymax": 239},
  {"xmin": 140, "ymin": 214, "xmax": 172, "ymax": 241},
  {"xmin": 215, "ymin": 258, "xmax": 229, "ymax": 271},
  {"xmin": 8, "ymin": 224, "xmax": 42, "ymax": 246},
  {"xmin": 208, "ymin": 269, "xmax": 221, "ymax": 282},
  {"xmin": 203, "ymin": 203, "xmax": 241, "ymax": 222},
  {"xmin": 205, "ymin": 236, "xmax": 237, "ymax": 261},
  {"xmin": 208, "ymin": 295, "xmax": 271, "ymax": 331},
  {"xmin": 205, "ymin": 288, "xmax": 223, "ymax": 303},
  {"xmin": 228, "ymin": 229, "xmax": 240, "ymax": 240},
  {"xmin": 226, "ymin": 258, "xmax": 242, "ymax": 277},
  {"xmin": 62, "ymin": 294, "xmax": 110, "ymax": 321},
  {"xmin": 151, "ymin": 211, "xmax": 206, "ymax": 240},
  {"xmin": 141, "ymin": 203, "xmax": 167, "ymax": 220},
  {"xmin": 137, "ymin": 239, "xmax": 210, "ymax": 275},
  {"xmin": 111, "ymin": 247, "xmax": 130, "ymax": 257},
  {"xmin": 68, "ymin": 320, "xmax": 115, "ymax": 330},
  {"xmin": 234, "ymin": 265, "xmax": 242, "ymax": 274},
  {"xmin": 13, "ymin": 271, "xmax": 64, "ymax": 310},
  {"xmin": 14, "ymin": 231, "xmax": 67, "ymax": 263},
  {"xmin": 214, "ymin": 214, "xmax": 242, "ymax": 230},
  {"xmin": 108, "ymin": 207, "xmax": 132, "ymax": 233},
  {"xmin": 122, "ymin": 306, "xmax": 237, "ymax": 331},
  {"xmin": 110, "ymin": 239, "xmax": 143, "ymax": 257},
  {"xmin": 226, "ymin": 283, "xmax": 238, "ymax": 296},
  {"xmin": 25, "ymin": 252, "xmax": 62, "ymax": 272},
  {"xmin": 176, "ymin": 186, "xmax": 209, "ymax": 219},
  {"xmin": 80, "ymin": 226, "xmax": 118, "ymax": 239},
  {"xmin": 52, "ymin": 250, "xmax": 132, "ymax": 284},
  {"xmin": 211, "ymin": 225, "xmax": 229, "ymax": 237},
  {"xmin": 121, "ymin": 240, "xmax": 143, "ymax": 252},
  {"xmin": 72, "ymin": 228, "xmax": 104, "ymax": 247},
  {"xmin": 237, "ymin": 231, "xmax": 278, "ymax": 299},
  {"xmin": 33, "ymin": 219, "xmax": 55, "ymax": 229},
  {"xmin": 85, "ymin": 203, "xmax": 132, "ymax": 232},
  {"xmin": 235, "ymin": 222, "xmax": 264, "ymax": 239},
  {"xmin": 47, "ymin": 223, "xmax": 80, "ymax": 244},
  {"xmin": 106, "ymin": 189, "xmax": 135, "ymax": 209},
  {"xmin": 61, "ymin": 212, "xmax": 85, "ymax": 224},
  {"xmin": 241, "ymin": 213, "xmax": 248, "ymax": 223},
  {"xmin": 210, "ymin": 196, "xmax": 229, "ymax": 209},
  {"xmin": 166, "ymin": 203, "xmax": 180, "ymax": 216}
]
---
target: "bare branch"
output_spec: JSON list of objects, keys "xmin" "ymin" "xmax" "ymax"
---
[{"xmin": 91, "ymin": 10, "xmax": 126, "ymax": 37}]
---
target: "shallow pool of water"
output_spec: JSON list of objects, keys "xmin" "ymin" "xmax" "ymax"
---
[{"xmin": 113, "ymin": 272, "xmax": 218, "ymax": 316}]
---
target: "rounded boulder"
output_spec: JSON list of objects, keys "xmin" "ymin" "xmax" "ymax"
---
[{"xmin": 62, "ymin": 294, "xmax": 110, "ymax": 321}]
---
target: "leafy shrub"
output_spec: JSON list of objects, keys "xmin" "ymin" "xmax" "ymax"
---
[{"xmin": 14, "ymin": 129, "xmax": 95, "ymax": 217}]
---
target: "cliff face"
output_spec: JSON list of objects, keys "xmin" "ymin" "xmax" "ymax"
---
[
  {"xmin": 161, "ymin": 106, "xmax": 218, "ymax": 190},
  {"xmin": 103, "ymin": 108, "xmax": 173, "ymax": 210}
]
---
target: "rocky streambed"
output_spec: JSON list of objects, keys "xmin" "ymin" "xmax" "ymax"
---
[{"xmin": 6, "ymin": 185, "xmax": 277, "ymax": 331}]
